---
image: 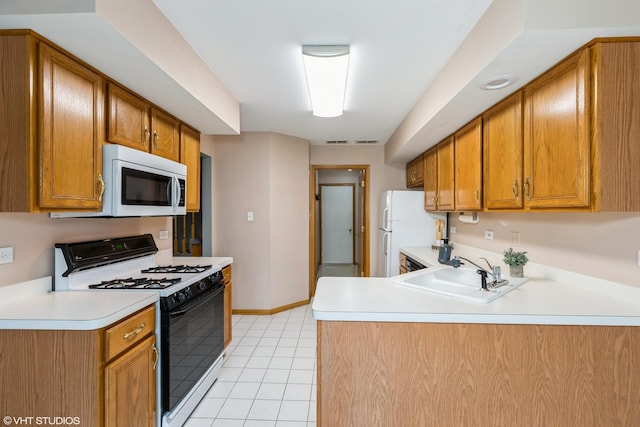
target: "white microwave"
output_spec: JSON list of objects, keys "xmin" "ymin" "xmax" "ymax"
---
[{"xmin": 52, "ymin": 144, "xmax": 186, "ymax": 218}]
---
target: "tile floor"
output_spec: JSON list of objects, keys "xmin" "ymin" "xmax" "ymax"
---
[
  {"xmin": 185, "ymin": 304, "xmax": 317, "ymax": 427},
  {"xmin": 316, "ymin": 263, "xmax": 359, "ymax": 278}
]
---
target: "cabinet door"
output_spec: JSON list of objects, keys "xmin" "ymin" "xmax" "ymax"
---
[
  {"xmin": 107, "ymin": 83, "xmax": 151, "ymax": 151},
  {"xmin": 151, "ymin": 109, "xmax": 180, "ymax": 161},
  {"xmin": 105, "ymin": 334, "xmax": 157, "ymax": 427},
  {"xmin": 180, "ymin": 125, "xmax": 201, "ymax": 212},
  {"xmin": 423, "ymin": 147, "xmax": 438, "ymax": 211},
  {"xmin": 437, "ymin": 137, "xmax": 455, "ymax": 211},
  {"xmin": 406, "ymin": 154, "xmax": 423, "ymax": 188},
  {"xmin": 483, "ymin": 92, "xmax": 524, "ymax": 209},
  {"xmin": 223, "ymin": 265, "xmax": 233, "ymax": 349},
  {"xmin": 455, "ymin": 118, "xmax": 482, "ymax": 211},
  {"xmin": 524, "ymin": 49, "xmax": 591, "ymax": 209},
  {"xmin": 39, "ymin": 43, "xmax": 104, "ymax": 209}
]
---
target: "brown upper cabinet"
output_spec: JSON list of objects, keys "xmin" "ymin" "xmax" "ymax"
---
[
  {"xmin": 454, "ymin": 117, "xmax": 483, "ymax": 211},
  {"xmin": 415, "ymin": 37, "xmax": 640, "ymax": 212},
  {"xmin": 405, "ymin": 153, "xmax": 424, "ymax": 188},
  {"xmin": 180, "ymin": 125, "xmax": 201, "ymax": 212},
  {"xmin": 483, "ymin": 92, "xmax": 524, "ymax": 210},
  {"xmin": 107, "ymin": 83, "xmax": 180, "ymax": 162},
  {"xmin": 0, "ymin": 32, "xmax": 105, "ymax": 212},
  {"xmin": 523, "ymin": 48, "xmax": 591, "ymax": 209},
  {"xmin": 423, "ymin": 136, "xmax": 455, "ymax": 211}
]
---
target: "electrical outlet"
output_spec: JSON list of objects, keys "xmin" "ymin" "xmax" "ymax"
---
[
  {"xmin": 0, "ymin": 246, "xmax": 14, "ymax": 265},
  {"xmin": 484, "ymin": 230, "xmax": 494, "ymax": 240},
  {"xmin": 449, "ymin": 226, "xmax": 457, "ymax": 234},
  {"xmin": 159, "ymin": 230, "xmax": 169, "ymax": 240},
  {"xmin": 511, "ymin": 231, "xmax": 521, "ymax": 245},
  {"xmin": 247, "ymin": 211, "xmax": 254, "ymax": 222}
]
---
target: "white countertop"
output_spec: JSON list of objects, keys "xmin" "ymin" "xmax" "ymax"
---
[
  {"xmin": 312, "ymin": 245, "xmax": 640, "ymax": 326},
  {"xmin": 155, "ymin": 251, "xmax": 233, "ymax": 270},
  {"xmin": 0, "ymin": 277, "xmax": 158, "ymax": 330}
]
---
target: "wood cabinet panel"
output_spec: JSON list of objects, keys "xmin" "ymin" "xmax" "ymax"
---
[
  {"xmin": 436, "ymin": 137, "xmax": 455, "ymax": 211},
  {"xmin": 39, "ymin": 43, "xmax": 104, "ymax": 210},
  {"xmin": 107, "ymin": 83, "xmax": 150, "ymax": 151},
  {"xmin": 223, "ymin": 265, "xmax": 233, "ymax": 349},
  {"xmin": 591, "ymin": 41, "xmax": 640, "ymax": 211},
  {"xmin": 524, "ymin": 48, "xmax": 591, "ymax": 209},
  {"xmin": 0, "ymin": 329, "xmax": 103, "ymax": 426},
  {"xmin": 405, "ymin": 154, "xmax": 423, "ymax": 188},
  {"xmin": 0, "ymin": 304, "xmax": 157, "ymax": 427},
  {"xmin": 151, "ymin": 109, "xmax": 180, "ymax": 162},
  {"xmin": 483, "ymin": 92, "xmax": 524, "ymax": 209},
  {"xmin": 105, "ymin": 334, "xmax": 156, "ymax": 427},
  {"xmin": 180, "ymin": 125, "xmax": 201, "ymax": 212},
  {"xmin": 105, "ymin": 305, "xmax": 155, "ymax": 361},
  {"xmin": 318, "ymin": 321, "xmax": 640, "ymax": 427},
  {"xmin": 454, "ymin": 117, "xmax": 482, "ymax": 210},
  {"xmin": 423, "ymin": 147, "xmax": 438, "ymax": 211}
]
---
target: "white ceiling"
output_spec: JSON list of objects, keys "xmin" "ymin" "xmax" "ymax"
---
[{"xmin": 1, "ymin": 0, "xmax": 640, "ymax": 164}]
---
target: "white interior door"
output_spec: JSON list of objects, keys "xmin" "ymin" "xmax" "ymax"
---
[{"xmin": 321, "ymin": 184, "xmax": 354, "ymax": 263}]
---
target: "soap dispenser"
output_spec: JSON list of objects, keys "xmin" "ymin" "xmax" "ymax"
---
[{"xmin": 438, "ymin": 238, "xmax": 453, "ymax": 265}]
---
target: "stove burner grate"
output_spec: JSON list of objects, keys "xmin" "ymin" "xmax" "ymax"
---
[
  {"xmin": 88, "ymin": 277, "xmax": 182, "ymax": 290},
  {"xmin": 141, "ymin": 264, "xmax": 212, "ymax": 274}
]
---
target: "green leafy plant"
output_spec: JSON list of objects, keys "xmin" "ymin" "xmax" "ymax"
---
[{"xmin": 503, "ymin": 248, "xmax": 528, "ymax": 266}]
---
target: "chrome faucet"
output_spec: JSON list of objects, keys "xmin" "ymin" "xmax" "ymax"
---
[{"xmin": 438, "ymin": 242, "xmax": 507, "ymax": 290}]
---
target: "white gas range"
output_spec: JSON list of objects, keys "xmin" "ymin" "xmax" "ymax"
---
[{"xmin": 54, "ymin": 234, "xmax": 228, "ymax": 427}]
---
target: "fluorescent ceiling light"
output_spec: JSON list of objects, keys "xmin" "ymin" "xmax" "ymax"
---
[{"xmin": 302, "ymin": 45, "xmax": 350, "ymax": 118}]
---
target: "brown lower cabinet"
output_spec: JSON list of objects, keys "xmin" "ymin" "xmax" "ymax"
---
[
  {"xmin": 0, "ymin": 305, "xmax": 157, "ymax": 427},
  {"xmin": 223, "ymin": 265, "xmax": 233, "ymax": 348},
  {"xmin": 317, "ymin": 320, "xmax": 640, "ymax": 427}
]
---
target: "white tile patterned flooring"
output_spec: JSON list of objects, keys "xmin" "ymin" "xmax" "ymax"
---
[{"xmin": 185, "ymin": 304, "xmax": 317, "ymax": 427}]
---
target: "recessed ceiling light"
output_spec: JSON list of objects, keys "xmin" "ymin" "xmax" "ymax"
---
[{"xmin": 480, "ymin": 75, "xmax": 515, "ymax": 91}]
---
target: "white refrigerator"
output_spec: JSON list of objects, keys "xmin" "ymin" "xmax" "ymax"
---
[{"xmin": 377, "ymin": 190, "xmax": 446, "ymax": 277}]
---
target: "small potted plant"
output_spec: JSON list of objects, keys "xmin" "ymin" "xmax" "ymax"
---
[{"xmin": 503, "ymin": 248, "xmax": 528, "ymax": 278}]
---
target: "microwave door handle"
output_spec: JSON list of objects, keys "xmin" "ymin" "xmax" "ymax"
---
[
  {"xmin": 173, "ymin": 176, "xmax": 180, "ymax": 208},
  {"xmin": 166, "ymin": 179, "xmax": 172, "ymax": 206}
]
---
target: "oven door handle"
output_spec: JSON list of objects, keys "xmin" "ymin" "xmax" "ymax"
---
[{"xmin": 168, "ymin": 284, "xmax": 224, "ymax": 318}]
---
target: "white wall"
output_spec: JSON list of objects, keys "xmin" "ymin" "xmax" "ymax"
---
[
  {"xmin": 203, "ymin": 132, "xmax": 309, "ymax": 311},
  {"xmin": 310, "ymin": 144, "xmax": 406, "ymax": 276},
  {"xmin": 0, "ymin": 214, "xmax": 171, "ymax": 287},
  {"xmin": 449, "ymin": 211, "xmax": 640, "ymax": 287}
]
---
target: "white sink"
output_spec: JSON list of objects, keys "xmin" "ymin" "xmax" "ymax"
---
[{"xmin": 393, "ymin": 267, "xmax": 530, "ymax": 303}]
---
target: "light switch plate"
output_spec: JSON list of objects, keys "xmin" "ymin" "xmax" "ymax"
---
[
  {"xmin": 247, "ymin": 211, "xmax": 254, "ymax": 221},
  {"xmin": 159, "ymin": 230, "xmax": 169, "ymax": 240},
  {"xmin": 484, "ymin": 230, "xmax": 494, "ymax": 240}
]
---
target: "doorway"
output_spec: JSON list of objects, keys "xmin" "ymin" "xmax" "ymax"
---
[
  {"xmin": 320, "ymin": 184, "xmax": 355, "ymax": 263},
  {"xmin": 309, "ymin": 165, "xmax": 370, "ymax": 297}
]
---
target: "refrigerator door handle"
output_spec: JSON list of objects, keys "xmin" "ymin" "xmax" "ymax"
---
[
  {"xmin": 382, "ymin": 207, "xmax": 389, "ymax": 230},
  {"xmin": 383, "ymin": 232, "xmax": 389, "ymax": 256}
]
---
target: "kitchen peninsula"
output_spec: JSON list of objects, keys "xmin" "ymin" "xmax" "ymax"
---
[{"xmin": 312, "ymin": 246, "xmax": 640, "ymax": 427}]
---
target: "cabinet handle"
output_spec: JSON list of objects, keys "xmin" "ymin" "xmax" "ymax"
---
[
  {"xmin": 523, "ymin": 177, "xmax": 531, "ymax": 201},
  {"xmin": 512, "ymin": 179, "xmax": 519, "ymax": 200},
  {"xmin": 123, "ymin": 323, "xmax": 145, "ymax": 340},
  {"xmin": 144, "ymin": 127, "xmax": 150, "ymax": 143},
  {"xmin": 153, "ymin": 130, "xmax": 159, "ymax": 148},
  {"xmin": 152, "ymin": 345, "xmax": 159, "ymax": 370},
  {"xmin": 474, "ymin": 187, "xmax": 480, "ymax": 204},
  {"xmin": 433, "ymin": 193, "xmax": 439, "ymax": 208},
  {"xmin": 97, "ymin": 174, "xmax": 105, "ymax": 202}
]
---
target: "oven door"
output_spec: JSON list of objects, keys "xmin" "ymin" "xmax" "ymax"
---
[{"xmin": 160, "ymin": 283, "xmax": 224, "ymax": 414}]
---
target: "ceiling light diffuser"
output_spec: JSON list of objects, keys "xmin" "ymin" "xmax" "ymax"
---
[{"xmin": 302, "ymin": 45, "xmax": 350, "ymax": 118}]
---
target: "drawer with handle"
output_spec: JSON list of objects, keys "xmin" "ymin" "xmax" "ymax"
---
[{"xmin": 105, "ymin": 305, "xmax": 155, "ymax": 361}]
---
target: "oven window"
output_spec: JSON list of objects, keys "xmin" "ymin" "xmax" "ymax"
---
[
  {"xmin": 162, "ymin": 287, "xmax": 224, "ymax": 412},
  {"xmin": 122, "ymin": 167, "xmax": 172, "ymax": 206}
]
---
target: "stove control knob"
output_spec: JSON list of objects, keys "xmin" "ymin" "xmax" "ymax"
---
[
  {"xmin": 176, "ymin": 292, "xmax": 187, "ymax": 303},
  {"xmin": 197, "ymin": 281, "xmax": 206, "ymax": 291}
]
